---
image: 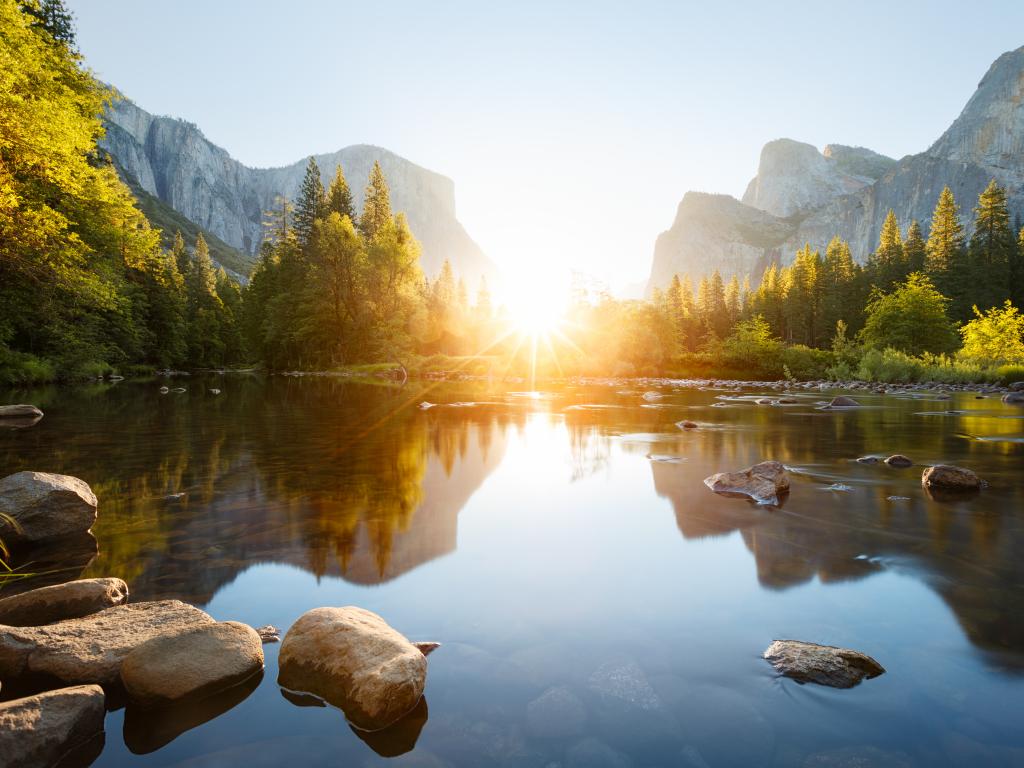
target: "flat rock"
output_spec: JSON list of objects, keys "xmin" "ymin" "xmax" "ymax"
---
[
  {"xmin": 0, "ymin": 577, "xmax": 128, "ymax": 627},
  {"xmin": 763, "ymin": 639, "xmax": 884, "ymax": 688},
  {"xmin": 121, "ymin": 621, "xmax": 263, "ymax": 708},
  {"xmin": 922, "ymin": 464, "xmax": 982, "ymax": 493},
  {"xmin": 0, "ymin": 472, "xmax": 97, "ymax": 544},
  {"xmin": 277, "ymin": 606, "xmax": 427, "ymax": 731},
  {"xmin": 704, "ymin": 460, "xmax": 790, "ymax": 505},
  {"xmin": 884, "ymin": 455, "xmax": 913, "ymax": 468},
  {"xmin": 0, "ymin": 600, "xmax": 214, "ymax": 685},
  {"xmin": 0, "ymin": 684, "xmax": 105, "ymax": 768},
  {"xmin": 828, "ymin": 396, "xmax": 859, "ymax": 407},
  {"xmin": 0, "ymin": 404, "xmax": 43, "ymax": 419}
]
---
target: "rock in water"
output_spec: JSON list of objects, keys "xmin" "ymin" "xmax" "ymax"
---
[
  {"xmin": 704, "ymin": 460, "xmax": 790, "ymax": 505},
  {"xmin": 677, "ymin": 420, "xmax": 699, "ymax": 430},
  {"xmin": 0, "ymin": 577, "xmax": 128, "ymax": 627},
  {"xmin": 884, "ymin": 455, "xmax": 913, "ymax": 468},
  {"xmin": 278, "ymin": 606, "xmax": 427, "ymax": 731},
  {"xmin": 642, "ymin": 391, "xmax": 662, "ymax": 401},
  {"xmin": 1003, "ymin": 391, "xmax": 1024, "ymax": 404},
  {"xmin": 255, "ymin": 625, "xmax": 281, "ymax": 643},
  {"xmin": 0, "ymin": 600, "xmax": 214, "ymax": 685},
  {"xmin": 0, "ymin": 472, "xmax": 97, "ymax": 544},
  {"xmin": 763, "ymin": 640, "xmax": 885, "ymax": 688},
  {"xmin": 922, "ymin": 465, "xmax": 982, "ymax": 493},
  {"xmin": 0, "ymin": 685, "xmax": 105, "ymax": 768},
  {"xmin": 1009, "ymin": 381, "xmax": 1024, "ymax": 392},
  {"xmin": 828, "ymin": 396, "xmax": 859, "ymax": 407},
  {"xmin": 0, "ymin": 404, "xmax": 43, "ymax": 419},
  {"xmin": 121, "ymin": 621, "xmax": 264, "ymax": 708}
]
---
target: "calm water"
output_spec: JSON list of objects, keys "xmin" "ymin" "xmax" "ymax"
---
[{"xmin": 1, "ymin": 376, "xmax": 1023, "ymax": 767}]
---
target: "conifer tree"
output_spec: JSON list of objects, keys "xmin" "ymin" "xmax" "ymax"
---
[
  {"xmin": 184, "ymin": 234, "xmax": 226, "ymax": 366},
  {"xmin": 665, "ymin": 274, "xmax": 687, "ymax": 353},
  {"xmin": 903, "ymin": 220, "xmax": 926, "ymax": 274},
  {"xmin": 724, "ymin": 275, "xmax": 741, "ymax": 327},
  {"xmin": 784, "ymin": 244, "xmax": 822, "ymax": 346},
  {"xmin": 708, "ymin": 270, "xmax": 729, "ymax": 338},
  {"xmin": 170, "ymin": 230, "xmax": 189, "ymax": 277},
  {"xmin": 326, "ymin": 163, "xmax": 356, "ymax": 222},
  {"xmin": 475, "ymin": 276, "xmax": 492, "ymax": 319},
  {"xmin": 968, "ymin": 179, "xmax": 1014, "ymax": 311},
  {"xmin": 294, "ymin": 157, "xmax": 326, "ymax": 248},
  {"xmin": 1014, "ymin": 226, "xmax": 1024, "ymax": 307},
  {"xmin": 359, "ymin": 160, "xmax": 393, "ymax": 240},
  {"xmin": 868, "ymin": 209, "xmax": 905, "ymax": 289},
  {"xmin": 924, "ymin": 186, "xmax": 970, "ymax": 321},
  {"xmin": 820, "ymin": 236, "xmax": 859, "ymax": 338}
]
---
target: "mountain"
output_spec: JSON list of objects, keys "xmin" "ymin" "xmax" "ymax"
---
[
  {"xmin": 647, "ymin": 45, "xmax": 1024, "ymax": 294},
  {"xmin": 100, "ymin": 96, "xmax": 497, "ymax": 285}
]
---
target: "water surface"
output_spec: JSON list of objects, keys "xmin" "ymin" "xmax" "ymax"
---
[{"xmin": 1, "ymin": 377, "xmax": 1023, "ymax": 767}]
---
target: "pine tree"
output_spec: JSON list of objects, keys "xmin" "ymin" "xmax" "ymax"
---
[
  {"xmin": 708, "ymin": 270, "xmax": 728, "ymax": 338},
  {"xmin": 170, "ymin": 230, "xmax": 189, "ymax": 276},
  {"xmin": 784, "ymin": 244, "xmax": 822, "ymax": 346},
  {"xmin": 1014, "ymin": 226, "xmax": 1024, "ymax": 307},
  {"xmin": 262, "ymin": 196, "xmax": 295, "ymax": 246},
  {"xmin": 19, "ymin": 0, "xmax": 75, "ymax": 48},
  {"xmin": 665, "ymin": 274, "xmax": 686, "ymax": 353},
  {"xmin": 924, "ymin": 186, "xmax": 970, "ymax": 321},
  {"xmin": 868, "ymin": 209, "xmax": 905, "ymax": 289},
  {"xmin": 968, "ymin": 179, "xmax": 1014, "ymax": 311},
  {"xmin": 359, "ymin": 160, "xmax": 393, "ymax": 240},
  {"xmin": 820, "ymin": 236, "xmax": 859, "ymax": 338},
  {"xmin": 903, "ymin": 220, "xmax": 926, "ymax": 274},
  {"xmin": 326, "ymin": 163, "xmax": 356, "ymax": 222},
  {"xmin": 724, "ymin": 275, "xmax": 741, "ymax": 328},
  {"xmin": 184, "ymin": 234, "xmax": 226, "ymax": 366},
  {"xmin": 294, "ymin": 157, "xmax": 326, "ymax": 248}
]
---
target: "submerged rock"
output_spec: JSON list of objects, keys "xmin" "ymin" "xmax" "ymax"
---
[
  {"xmin": 828, "ymin": 396, "xmax": 859, "ymax": 407},
  {"xmin": 412, "ymin": 641, "xmax": 441, "ymax": 656},
  {"xmin": 0, "ymin": 600, "xmax": 214, "ymax": 685},
  {"xmin": 763, "ymin": 640, "xmax": 885, "ymax": 688},
  {"xmin": 0, "ymin": 472, "xmax": 97, "ymax": 544},
  {"xmin": 884, "ymin": 454, "xmax": 913, "ymax": 468},
  {"xmin": 0, "ymin": 404, "xmax": 43, "ymax": 419},
  {"xmin": 855, "ymin": 456, "xmax": 879, "ymax": 464},
  {"xmin": 1009, "ymin": 381, "xmax": 1024, "ymax": 392},
  {"xmin": 677, "ymin": 420, "xmax": 699, "ymax": 430},
  {"xmin": 121, "ymin": 621, "xmax": 264, "ymax": 708},
  {"xmin": 526, "ymin": 685, "xmax": 587, "ymax": 739},
  {"xmin": 922, "ymin": 464, "xmax": 982, "ymax": 494},
  {"xmin": 0, "ymin": 577, "xmax": 128, "ymax": 627},
  {"xmin": 704, "ymin": 460, "xmax": 790, "ymax": 505},
  {"xmin": 0, "ymin": 684, "xmax": 105, "ymax": 768},
  {"xmin": 277, "ymin": 606, "xmax": 428, "ymax": 731}
]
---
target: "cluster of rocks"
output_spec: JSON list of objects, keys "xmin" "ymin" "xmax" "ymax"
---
[{"xmin": 0, "ymin": 471, "xmax": 437, "ymax": 763}]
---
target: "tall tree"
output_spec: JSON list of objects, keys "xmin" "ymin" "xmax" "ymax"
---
[
  {"xmin": 968, "ymin": 179, "xmax": 1014, "ymax": 311},
  {"xmin": 867, "ymin": 209, "xmax": 905, "ymax": 289},
  {"xmin": 326, "ymin": 163, "xmax": 356, "ymax": 222},
  {"xmin": 924, "ymin": 186, "xmax": 970, "ymax": 321},
  {"xmin": 860, "ymin": 273, "xmax": 957, "ymax": 355},
  {"xmin": 359, "ymin": 160, "xmax": 393, "ymax": 240},
  {"xmin": 903, "ymin": 220, "xmax": 926, "ymax": 274},
  {"xmin": 294, "ymin": 157, "xmax": 326, "ymax": 248},
  {"xmin": 19, "ymin": 0, "xmax": 75, "ymax": 48}
]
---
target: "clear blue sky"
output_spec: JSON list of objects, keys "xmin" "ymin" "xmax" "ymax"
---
[{"xmin": 69, "ymin": 0, "xmax": 1024, "ymax": 292}]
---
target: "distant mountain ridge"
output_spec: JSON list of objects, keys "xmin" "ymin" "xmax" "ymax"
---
[
  {"xmin": 648, "ymin": 45, "xmax": 1024, "ymax": 294},
  {"xmin": 100, "ymin": 96, "xmax": 497, "ymax": 285}
]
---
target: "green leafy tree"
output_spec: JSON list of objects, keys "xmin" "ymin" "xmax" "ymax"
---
[
  {"xmin": 860, "ymin": 272, "xmax": 958, "ymax": 355},
  {"xmin": 967, "ymin": 180, "xmax": 1014, "ymax": 311},
  {"xmin": 959, "ymin": 300, "xmax": 1024, "ymax": 363}
]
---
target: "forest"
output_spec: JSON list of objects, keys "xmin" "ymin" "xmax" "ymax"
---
[{"xmin": 2, "ymin": 0, "xmax": 1024, "ymax": 387}]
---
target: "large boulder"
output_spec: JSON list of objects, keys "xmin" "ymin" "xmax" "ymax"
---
[
  {"xmin": 0, "ymin": 472, "xmax": 97, "ymax": 544},
  {"xmin": 121, "ymin": 621, "xmax": 264, "ymax": 708},
  {"xmin": 763, "ymin": 640, "xmax": 885, "ymax": 688},
  {"xmin": 278, "ymin": 606, "xmax": 428, "ymax": 731},
  {"xmin": 922, "ymin": 465, "xmax": 982, "ymax": 494},
  {"xmin": 0, "ymin": 599, "xmax": 214, "ymax": 685},
  {"xmin": 704, "ymin": 460, "xmax": 790, "ymax": 505},
  {"xmin": 0, "ymin": 404, "xmax": 43, "ymax": 419},
  {"xmin": 0, "ymin": 684, "xmax": 105, "ymax": 768},
  {"xmin": 0, "ymin": 577, "xmax": 128, "ymax": 627}
]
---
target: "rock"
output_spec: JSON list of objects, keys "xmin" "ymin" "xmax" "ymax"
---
[
  {"xmin": 0, "ymin": 472, "xmax": 97, "ymax": 544},
  {"xmin": 704, "ymin": 460, "xmax": 790, "ymax": 505},
  {"xmin": 0, "ymin": 684, "xmax": 105, "ymax": 768},
  {"xmin": 159, "ymin": 386, "xmax": 169, "ymax": 394},
  {"xmin": 277, "ymin": 606, "xmax": 427, "ymax": 731},
  {"xmin": 121, "ymin": 621, "xmax": 263, "ymax": 708},
  {"xmin": 0, "ymin": 404, "xmax": 43, "ymax": 419},
  {"xmin": 1003, "ymin": 391, "xmax": 1024, "ymax": 404},
  {"xmin": 1009, "ymin": 381, "xmax": 1024, "ymax": 392},
  {"xmin": 209, "ymin": 388, "xmax": 221, "ymax": 395},
  {"xmin": 828, "ymin": 396, "xmax": 859, "ymax": 407},
  {"xmin": 0, "ymin": 599, "xmax": 214, "ymax": 685},
  {"xmin": 642, "ymin": 391, "xmax": 662, "ymax": 401},
  {"xmin": 776, "ymin": 397, "xmax": 798, "ymax": 404},
  {"xmin": 0, "ymin": 577, "xmax": 128, "ymax": 627},
  {"xmin": 255, "ymin": 625, "xmax": 280, "ymax": 643},
  {"xmin": 855, "ymin": 456, "xmax": 879, "ymax": 464},
  {"xmin": 763, "ymin": 640, "xmax": 885, "ymax": 688},
  {"xmin": 922, "ymin": 464, "xmax": 982, "ymax": 493},
  {"xmin": 884, "ymin": 454, "xmax": 913, "ymax": 468},
  {"xmin": 412, "ymin": 641, "xmax": 441, "ymax": 656},
  {"xmin": 676, "ymin": 420, "xmax": 699, "ymax": 430},
  {"xmin": 526, "ymin": 685, "xmax": 587, "ymax": 739}
]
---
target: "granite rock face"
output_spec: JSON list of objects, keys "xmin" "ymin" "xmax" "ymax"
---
[
  {"xmin": 0, "ymin": 685, "xmax": 105, "ymax": 768},
  {"xmin": 101, "ymin": 97, "xmax": 496, "ymax": 285}
]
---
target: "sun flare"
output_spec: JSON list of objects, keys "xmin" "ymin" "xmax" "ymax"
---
[{"xmin": 504, "ymin": 273, "xmax": 569, "ymax": 337}]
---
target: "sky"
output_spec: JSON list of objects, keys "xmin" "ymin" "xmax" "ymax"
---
[{"xmin": 69, "ymin": 0, "xmax": 1024, "ymax": 294}]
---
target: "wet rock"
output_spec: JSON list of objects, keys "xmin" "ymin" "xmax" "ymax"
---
[
  {"xmin": 526, "ymin": 685, "xmax": 587, "ymax": 739},
  {"xmin": 776, "ymin": 397, "xmax": 798, "ymax": 404},
  {"xmin": 0, "ymin": 472, "xmax": 97, "ymax": 544},
  {"xmin": 677, "ymin": 420, "xmax": 699, "ymax": 430},
  {"xmin": 0, "ymin": 577, "xmax": 128, "ymax": 627},
  {"xmin": 159, "ymin": 386, "xmax": 169, "ymax": 394},
  {"xmin": 1009, "ymin": 381, "xmax": 1024, "ymax": 392},
  {"xmin": 255, "ymin": 625, "xmax": 281, "ymax": 643},
  {"xmin": 704, "ymin": 460, "xmax": 790, "ymax": 505},
  {"xmin": 209, "ymin": 388, "xmax": 221, "ymax": 395},
  {"xmin": 922, "ymin": 464, "xmax": 982, "ymax": 493},
  {"xmin": 412, "ymin": 641, "xmax": 441, "ymax": 656},
  {"xmin": 756, "ymin": 398, "xmax": 773, "ymax": 405},
  {"xmin": 0, "ymin": 404, "xmax": 43, "ymax": 419},
  {"xmin": 884, "ymin": 454, "xmax": 913, "ymax": 468},
  {"xmin": 855, "ymin": 456, "xmax": 879, "ymax": 464},
  {"xmin": 277, "ymin": 606, "xmax": 427, "ymax": 731},
  {"xmin": 1003, "ymin": 391, "xmax": 1024, "ymax": 404},
  {"xmin": 588, "ymin": 659, "xmax": 662, "ymax": 712},
  {"xmin": 0, "ymin": 600, "xmax": 214, "ymax": 685},
  {"xmin": 828, "ymin": 396, "xmax": 859, "ymax": 407},
  {"xmin": 121, "ymin": 621, "xmax": 263, "ymax": 708},
  {"xmin": 763, "ymin": 640, "xmax": 885, "ymax": 688},
  {"xmin": 0, "ymin": 684, "xmax": 105, "ymax": 768}
]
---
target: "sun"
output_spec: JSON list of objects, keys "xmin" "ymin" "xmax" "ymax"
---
[{"xmin": 503, "ymin": 270, "xmax": 569, "ymax": 337}]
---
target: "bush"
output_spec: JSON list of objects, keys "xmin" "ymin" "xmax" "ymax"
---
[
  {"xmin": 0, "ymin": 349, "xmax": 57, "ymax": 385},
  {"xmin": 857, "ymin": 348, "xmax": 996, "ymax": 384},
  {"xmin": 781, "ymin": 345, "xmax": 833, "ymax": 379},
  {"xmin": 995, "ymin": 364, "xmax": 1024, "ymax": 386}
]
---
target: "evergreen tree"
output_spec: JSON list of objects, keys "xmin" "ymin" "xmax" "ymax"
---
[
  {"xmin": 1014, "ymin": 226, "xmax": 1024, "ymax": 307},
  {"xmin": 184, "ymin": 234, "xmax": 226, "ymax": 366},
  {"xmin": 359, "ymin": 160, "xmax": 393, "ymax": 240},
  {"xmin": 724, "ymin": 275, "xmax": 742, "ymax": 328},
  {"xmin": 903, "ymin": 220, "xmax": 926, "ymax": 274},
  {"xmin": 924, "ymin": 186, "xmax": 970, "ymax": 321},
  {"xmin": 784, "ymin": 244, "xmax": 822, "ymax": 346},
  {"xmin": 475, "ymin": 276, "xmax": 492, "ymax": 319},
  {"xmin": 19, "ymin": 0, "xmax": 75, "ymax": 48},
  {"xmin": 867, "ymin": 209, "xmax": 905, "ymax": 289},
  {"xmin": 968, "ymin": 179, "xmax": 1014, "ymax": 311},
  {"xmin": 326, "ymin": 163, "xmax": 356, "ymax": 222},
  {"xmin": 262, "ymin": 196, "xmax": 295, "ymax": 246},
  {"xmin": 294, "ymin": 157, "xmax": 326, "ymax": 248},
  {"xmin": 665, "ymin": 274, "xmax": 686, "ymax": 353},
  {"xmin": 170, "ymin": 230, "xmax": 189, "ymax": 276},
  {"xmin": 820, "ymin": 236, "xmax": 859, "ymax": 338}
]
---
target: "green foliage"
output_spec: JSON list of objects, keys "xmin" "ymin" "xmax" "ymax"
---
[
  {"xmin": 294, "ymin": 157, "xmax": 327, "ymax": 248},
  {"xmin": 967, "ymin": 180, "xmax": 1014, "ymax": 311},
  {"xmin": 856, "ymin": 348, "xmax": 994, "ymax": 385},
  {"xmin": 959, "ymin": 300, "xmax": 1024, "ymax": 364},
  {"xmin": 924, "ymin": 186, "xmax": 970, "ymax": 321},
  {"xmin": 866, "ymin": 209, "xmax": 906, "ymax": 289},
  {"xmin": 860, "ymin": 273, "xmax": 958, "ymax": 356}
]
